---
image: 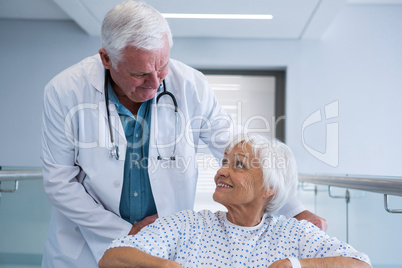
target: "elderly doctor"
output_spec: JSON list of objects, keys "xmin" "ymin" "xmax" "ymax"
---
[{"xmin": 40, "ymin": 1, "xmax": 326, "ymax": 267}]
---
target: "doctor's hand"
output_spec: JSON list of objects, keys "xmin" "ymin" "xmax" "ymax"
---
[
  {"xmin": 294, "ymin": 210, "xmax": 328, "ymax": 232},
  {"xmin": 128, "ymin": 214, "xmax": 158, "ymax": 235}
]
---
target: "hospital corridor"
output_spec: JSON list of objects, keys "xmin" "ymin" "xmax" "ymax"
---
[{"xmin": 0, "ymin": 0, "xmax": 401, "ymax": 267}]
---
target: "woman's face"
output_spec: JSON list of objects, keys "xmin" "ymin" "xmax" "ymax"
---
[{"xmin": 213, "ymin": 143, "xmax": 271, "ymax": 212}]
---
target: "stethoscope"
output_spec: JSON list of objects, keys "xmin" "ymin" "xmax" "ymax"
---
[{"xmin": 104, "ymin": 69, "xmax": 178, "ymax": 161}]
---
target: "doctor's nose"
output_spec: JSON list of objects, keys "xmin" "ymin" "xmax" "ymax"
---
[{"xmin": 144, "ymin": 72, "xmax": 161, "ymax": 89}]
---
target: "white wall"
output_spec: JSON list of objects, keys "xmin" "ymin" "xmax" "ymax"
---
[
  {"xmin": 0, "ymin": 20, "xmax": 100, "ymax": 167},
  {"xmin": 171, "ymin": 6, "xmax": 402, "ymax": 266},
  {"xmin": 290, "ymin": 6, "xmax": 402, "ymax": 266},
  {"xmin": 0, "ymin": 4, "xmax": 401, "ymax": 267},
  {"xmin": 289, "ymin": 5, "xmax": 402, "ymax": 176},
  {"xmin": 0, "ymin": 19, "xmax": 101, "ymax": 264}
]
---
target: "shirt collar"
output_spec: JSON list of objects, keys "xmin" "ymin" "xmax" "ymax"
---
[
  {"xmin": 107, "ymin": 73, "xmax": 156, "ymax": 118},
  {"xmin": 106, "ymin": 76, "xmax": 120, "ymax": 107}
]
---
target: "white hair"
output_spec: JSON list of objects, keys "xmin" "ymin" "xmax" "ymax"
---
[
  {"xmin": 226, "ymin": 134, "xmax": 298, "ymax": 214},
  {"xmin": 101, "ymin": 1, "xmax": 173, "ymax": 67}
]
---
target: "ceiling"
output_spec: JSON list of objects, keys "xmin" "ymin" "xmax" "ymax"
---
[{"xmin": 1, "ymin": 0, "xmax": 401, "ymax": 39}]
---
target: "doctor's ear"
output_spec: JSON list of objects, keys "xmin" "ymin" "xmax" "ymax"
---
[{"xmin": 99, "ymin": 49, "xmax": 112, "ymax": 70}]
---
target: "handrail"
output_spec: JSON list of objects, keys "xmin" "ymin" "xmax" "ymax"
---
[
  {"xmin": 299, "ymin": 174, "xmax": 402, "ymax": 214},
  {"xmin": 298, "ymin": 174, "xmax": 402, "ymax": 197},
  {"xmin": 0, "ymin": 170, "xmax": 43, "ymax": 182},
  {"xmin": 0, "ymin": 170, "xmax": 42, "ymax": 192}
]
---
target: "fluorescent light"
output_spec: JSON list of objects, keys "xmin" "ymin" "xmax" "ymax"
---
[
  {"xmin": 222, "ymin": 105, "xmax": 238, "ymax": 110},
  {"xmin": 210, "ymin": 84, "xmax": 241, "ymax": 91},
  {"xmin": 162, "ymin": 13, "xmax": 273, "ymax": 20}
]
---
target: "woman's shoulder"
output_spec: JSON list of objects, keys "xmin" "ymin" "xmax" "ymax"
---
[
  {"xmin": 264, "ymin": 214, "xmax": 300, "ymax": 229},
  {"xmin": 160, "ymin": 209, "xmax": 224, "ymax": 228},
  {"xmin": 265, "ymin": 214, "xmax": 323, "ymax": 236}
]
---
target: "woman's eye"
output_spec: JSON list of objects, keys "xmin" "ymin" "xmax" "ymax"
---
[
  {"xmin": 235, "ymin": 161, "xmax": 244, "ymax": 168},
  {"xmin": 221, "ymin": 159, "xmax": 228, "ymax": 166}
]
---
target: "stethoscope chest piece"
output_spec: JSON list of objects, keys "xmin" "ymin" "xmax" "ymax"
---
[{"xmin": 109, "ymin": 145, "xmax": 119, "ymax": 160}]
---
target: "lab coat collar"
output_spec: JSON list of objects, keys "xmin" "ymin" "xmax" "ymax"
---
[{"xmin": 87, "ymin": 54, "xmax": 105, "ymax": 94}]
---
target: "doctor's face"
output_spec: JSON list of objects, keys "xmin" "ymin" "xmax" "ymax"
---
[{"xmin": 99, "ymin": 37, "xmax": 170, "ymax": 103}]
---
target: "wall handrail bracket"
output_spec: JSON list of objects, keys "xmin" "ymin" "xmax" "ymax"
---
[
  {"xmin": 384, "ymin": 194, "xmax": 402, "ymax": 213},
  {"xmin": 0, "ymin": 180, "xmax": 19, "ymax": 192}
]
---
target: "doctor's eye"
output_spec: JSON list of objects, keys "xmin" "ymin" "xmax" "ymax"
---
[{"xmin": 130, "ymin": 72, "xmax": 146, "ymax": 78}]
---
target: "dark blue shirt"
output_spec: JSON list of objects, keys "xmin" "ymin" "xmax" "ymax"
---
[{"xmin": 107, "ymin": 81, "xmax": 157, "ymax": 224}]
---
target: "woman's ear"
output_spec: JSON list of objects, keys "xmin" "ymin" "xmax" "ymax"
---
[
  {"xmin": 263, "ymin": 188, "xmax": 276, "ymax": 199},
  {"xmin": 98, "ymin": 48, "xmax": 112, "ymax": 70}
]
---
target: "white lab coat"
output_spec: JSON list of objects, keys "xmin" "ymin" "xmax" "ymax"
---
[{"xmin": 41, "ymin": 55, "xmax": 304, "ymax": 267}]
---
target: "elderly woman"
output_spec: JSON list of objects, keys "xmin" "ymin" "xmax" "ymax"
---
[{"xmin": 99, "ymin": 134, "xmax": 371, "ymax": 268}]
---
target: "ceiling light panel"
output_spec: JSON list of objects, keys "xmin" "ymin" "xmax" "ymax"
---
[{"xmin": 162, "ymin": 13, "xmax": 273, "ymax": 20}]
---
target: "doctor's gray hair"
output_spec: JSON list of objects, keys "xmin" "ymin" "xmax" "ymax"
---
[
  {"xmin": 101, "ymin": 1, "xmax": 173, "ymax": 68},
  {"xmin": 226, "ymin": 134, "xmax": 298, "ymax": 214}
]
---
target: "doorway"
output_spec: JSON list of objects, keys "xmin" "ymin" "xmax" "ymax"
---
[{"xmin": 194, "ymin": 69, "xmax": 286, "ymax": 212}]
